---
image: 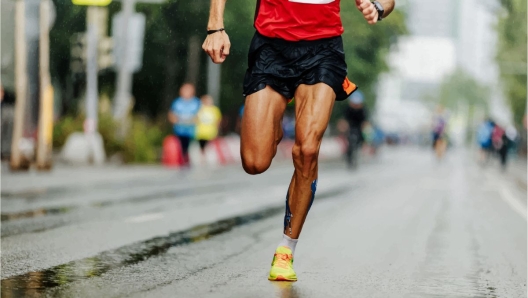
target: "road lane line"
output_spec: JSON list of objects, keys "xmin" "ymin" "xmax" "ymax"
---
[
  {"xmin": 498, "ymin": 185, "xmax": 527, "ymax": 221},
  {"xmin": 487, "ymin": 171, "xmax": 528, "ymax": 221}
]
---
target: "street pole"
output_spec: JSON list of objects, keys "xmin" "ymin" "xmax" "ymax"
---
[
  {"xmin": 185, "ymin": 35, "xmax": 201, "ymax": 86},
  {"xmin": 36, "ymin": 0, "xmax": 54, "ymax": 170},
  {"xmin": 207, "ymin": 59, "xmax": 221, "ymax": 106},
  {"xmin": 85, "ymin": 6, "xmax": 99, "ymax": 134},
  {"xmin": 113, "ymin": 0, "xmax": 134, "ymax": 130},
  {"xmin": 11, "ymin": 0, "xmax": 29, "ymax": 170}
]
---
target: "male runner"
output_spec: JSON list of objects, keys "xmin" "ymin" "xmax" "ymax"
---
[{"xmin": 203, "ymin": 0, "xmax": 395, "ymax": 281}]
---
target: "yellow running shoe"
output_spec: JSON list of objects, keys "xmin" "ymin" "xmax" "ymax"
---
[{"xmin": 268, "ymin": 246, "xmax": 297, "ymax": 282}]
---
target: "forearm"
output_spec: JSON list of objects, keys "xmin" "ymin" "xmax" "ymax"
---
[
  {"xmin": 377, "ymin": 0, "xmax": 395, "ymax": 18},
  {"xmin": 207, "ymin": 0, "xmax": 227, "ymax": 30},
  {"xmin": 168, "ymin": 112, "xmax": 178, "ymax": 124}
]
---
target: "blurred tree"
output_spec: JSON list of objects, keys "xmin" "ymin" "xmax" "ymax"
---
[
  {"xmin": 435, "ymin": 68, "xmax": 490, "ymax": 110},
  {"xmin": 496, "ymin": 0, "xmax": 527, "ymax": 125},
  {"xmin": 330, "ymin": 4, "xmax": 407, "ymax": 125},
  {"xmin": 220, "ymin": 0, "xmax": 256, "ymax": 115},
  {"xmin": 132, "ymin": 0, "xmax": 210, "ymax": 117},
  {"xmin": 50, "ymin": 0, "xmax": 406, "ymax": 130},
  {"xmin": 427, "ymin": 68, "xmax": 490, "ymax": 142},
  {"xmin": 340, "ymin": 1, "xmax": 407, "ymax": 109},
  {"xmin": 49, "ymin": 1, "xmax": 86, "ymax": 114}
]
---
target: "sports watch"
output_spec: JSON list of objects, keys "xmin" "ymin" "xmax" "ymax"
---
[{"xmin": 372, "ymin": 1, "xmax": 384, "ymax": 21}]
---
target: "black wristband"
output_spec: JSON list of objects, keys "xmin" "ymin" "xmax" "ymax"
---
[
  {"xmin": 207, "ymin": 28, "xmax": 225, "ymax": 35},
  {"xmin": 372, "ymin": 1, "xmax": 384, "ymax": 21}
]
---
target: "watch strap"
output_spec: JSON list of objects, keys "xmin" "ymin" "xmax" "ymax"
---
[
  {"xmin": 372, "ymin": 1, "xmax": 384, "ymax": 21},
  {"xmin": 207, "ymin": 28, "xmax": 225, "ymax": 35}
]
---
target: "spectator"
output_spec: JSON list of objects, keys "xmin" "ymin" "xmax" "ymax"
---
[
  {"xmin": 168, "ymin": 83, "xmax": 201, "ymax": 166},
  {"xmin": 494, "ymin": 123, "xmax": 517, "ymax": 170},
  {"xmin": 195, "ymin": 95, "xmax": 222, "ymax": 164},
  {"xmin": 477, "ymin": 118, "xmax": 494, "ymax": 164}
]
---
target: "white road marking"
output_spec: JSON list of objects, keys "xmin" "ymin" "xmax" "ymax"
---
[
  {"xmin": 125, "ymin": 212, "xmax": 164, "ymax": 223},
  {"xmin": 498, "ymin": 185, "xmax": 527, "ymax": 220},
  {"xmin": 487, "ymin": 171, "xmax": 527, "ymax": 221}
]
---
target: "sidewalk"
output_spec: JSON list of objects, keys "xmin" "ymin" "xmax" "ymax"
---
[
  {"xmin": 1, "ymin": 136, "xmax": 347, "ymax": 196},
  {"xmin": 1, "ymin": 162, "xmax": 172, "ymax": 196}
]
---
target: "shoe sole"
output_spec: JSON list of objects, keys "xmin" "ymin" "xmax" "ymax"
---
[{"xmin": 268, "ymin": 275, "xmax": 297, "ymax": 282}]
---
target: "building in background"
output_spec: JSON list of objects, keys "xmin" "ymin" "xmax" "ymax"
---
[
  {"xmin": 375, "ymin": 0, "xmax": 511, "ymax": 144},
  {"xmin": 456, "ymin": 0, "xmax": 512, "ymax": 126}
]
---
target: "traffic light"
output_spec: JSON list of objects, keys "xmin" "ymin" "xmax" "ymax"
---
[
  {"xmin": 98, "ymin": 37, "xmax": 113, "ymax": 71},
  {"xmin": 70, "ymin": 33, "xmax": 86, "ymax": 74},
  {"xmin": 70, "ymin": 33, "xmax": 114, "ymax": 74}
]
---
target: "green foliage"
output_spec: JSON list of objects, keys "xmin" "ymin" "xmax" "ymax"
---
[
  {"xmin": 52, "ymin": 112, "xmax": 122, "ymax": 156},
  {"xmin": 221, "ymin": 0, "xmax": 259, "ymax": 114},
  {"xmin": 131, "ymin": 0, "xmax": 210, "ymax": 116},
  {"xmin": 53, "ymin": 115, "xmax": 83, "ymax": 149},
  {"xmin": 333, "ymin": 5, "xmax": 407, "ymax": 122},
  {"xmin": 427, "ymin": 68, "xmax": 490, "ymax": 144},
  {"xmin": 53, "ymin": 112, "xmax": 165, "ymax": 163},
  {"xmin": 122, "ymin": 117, "xmax": 164, "ymax": 163},
  {"xmin": 340, "ymin": 2, "xmax": 407, "ymax": 108},
  {"xmin": 50, "ymin": 1, "xmax": 407, "ymax": 128},
  {"xmin": 496, "ymin": 0, "xmax": 527, "ymax": 125},
  {"xmin": 432, "ymin": 68, "xmax": 490, "ymax": 109},
  {"xmin": 49, "ymin": 1, "xmax": 87, "ymax": 114},
  {"xmin": 98, "ymin": 112, "xmax": 123, "ymax": 156}
]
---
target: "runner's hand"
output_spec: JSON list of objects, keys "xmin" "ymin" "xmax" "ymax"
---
[
  {"xmin": 356, "ymin": 0, "xmax": 379, "ymax": 25},
  {"xmin": 203, "ymin": 31, "xmax": 231, "ymax": 64},
  {"xmin": 168, "ymin": 112, "xmax": 177, "ymax": 124}
]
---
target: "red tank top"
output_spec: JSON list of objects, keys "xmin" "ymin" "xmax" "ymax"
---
[{"xmin": 254, "ymin": 0, "xmax": 344, "ymax": 41}]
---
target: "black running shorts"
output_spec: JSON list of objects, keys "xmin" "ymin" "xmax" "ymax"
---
[{"xmin": 243, "ymin": 32, "xmax": 357, "ymax": 101}]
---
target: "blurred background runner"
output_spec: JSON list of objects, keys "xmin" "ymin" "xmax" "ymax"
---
[
  {"xmin": 168, "ymin": 83, "xmax": 201, "ymax": 167},
  {"xmin": 196, "ymin": 94, "xmax": 222, "ymax": 164},
  {"xmin": 344, "ymin": 90, "xmax": 368, "ymax": 168}
]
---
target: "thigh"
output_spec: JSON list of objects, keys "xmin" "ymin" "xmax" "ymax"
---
[
  {"xmin": 241, "ymin": 86, "xmax": 287, "ymax": 159},
  {"xmin": 294, "ymin": 83, "xmax": 335, "ymax": 146}
]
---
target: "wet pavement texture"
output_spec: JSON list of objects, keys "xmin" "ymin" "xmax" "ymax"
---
[{"xmin": 1, "ymin": 147, "xmax": 526, "ymax": 298}]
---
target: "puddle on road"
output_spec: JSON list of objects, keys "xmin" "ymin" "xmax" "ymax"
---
[
  {"xmin": 1, "ymin": 207, "xmax": 74, "ymax": 222},
  {"xmin": 0, "ymin": 186, "xmax": 349, "ymax": 297},
  {"xmin": 0, "ymin": 188, "xmax": 50, "ymax": 199},
  {"xmin": 0, "ymin": 207, "xmax": 282, "ymax": 297}
]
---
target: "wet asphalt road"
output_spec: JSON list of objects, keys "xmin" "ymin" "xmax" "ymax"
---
[{"xmin": 1, "ymin": 147, "xmax": 526, "ymax": 298}]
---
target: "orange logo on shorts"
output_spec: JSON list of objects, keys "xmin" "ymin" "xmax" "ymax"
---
[{"xmin": 342, "ymin": 77, "xmax": 357, "ymax": 95}]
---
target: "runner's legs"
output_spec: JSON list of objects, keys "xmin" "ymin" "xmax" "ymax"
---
[
  {"xmin": 286, "ymin": 83, "xmax": 335, "ymax": 239},
  {"xmin": 241, "ymin": 86, "xmax": 287, "ymax": 174}
]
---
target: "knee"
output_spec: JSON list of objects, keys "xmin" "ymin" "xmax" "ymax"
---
[
  {"xmin": 242, "ymin": 154, "xmax": 271, "ymax": 175},
  {"xmin": 276, "ymin": 129, "xmax": 283, "ymax": 146},
  {"xmin": 292, "ymin": 141, "xmax": 319, "ymax": 166}
]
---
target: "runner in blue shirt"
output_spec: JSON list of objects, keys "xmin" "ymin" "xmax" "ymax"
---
[{"xmin": 168, "ymin": 83, "xmax": 201, "ymax": 166}]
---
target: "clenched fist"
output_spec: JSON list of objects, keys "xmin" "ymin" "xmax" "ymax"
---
[
  {"xmin": 356, "ymin": 0, "xmax": 379, "ymax": 25},
  {"xmin": 202, "ymin": 30, "xmax": 231, "ymax": 64}
]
